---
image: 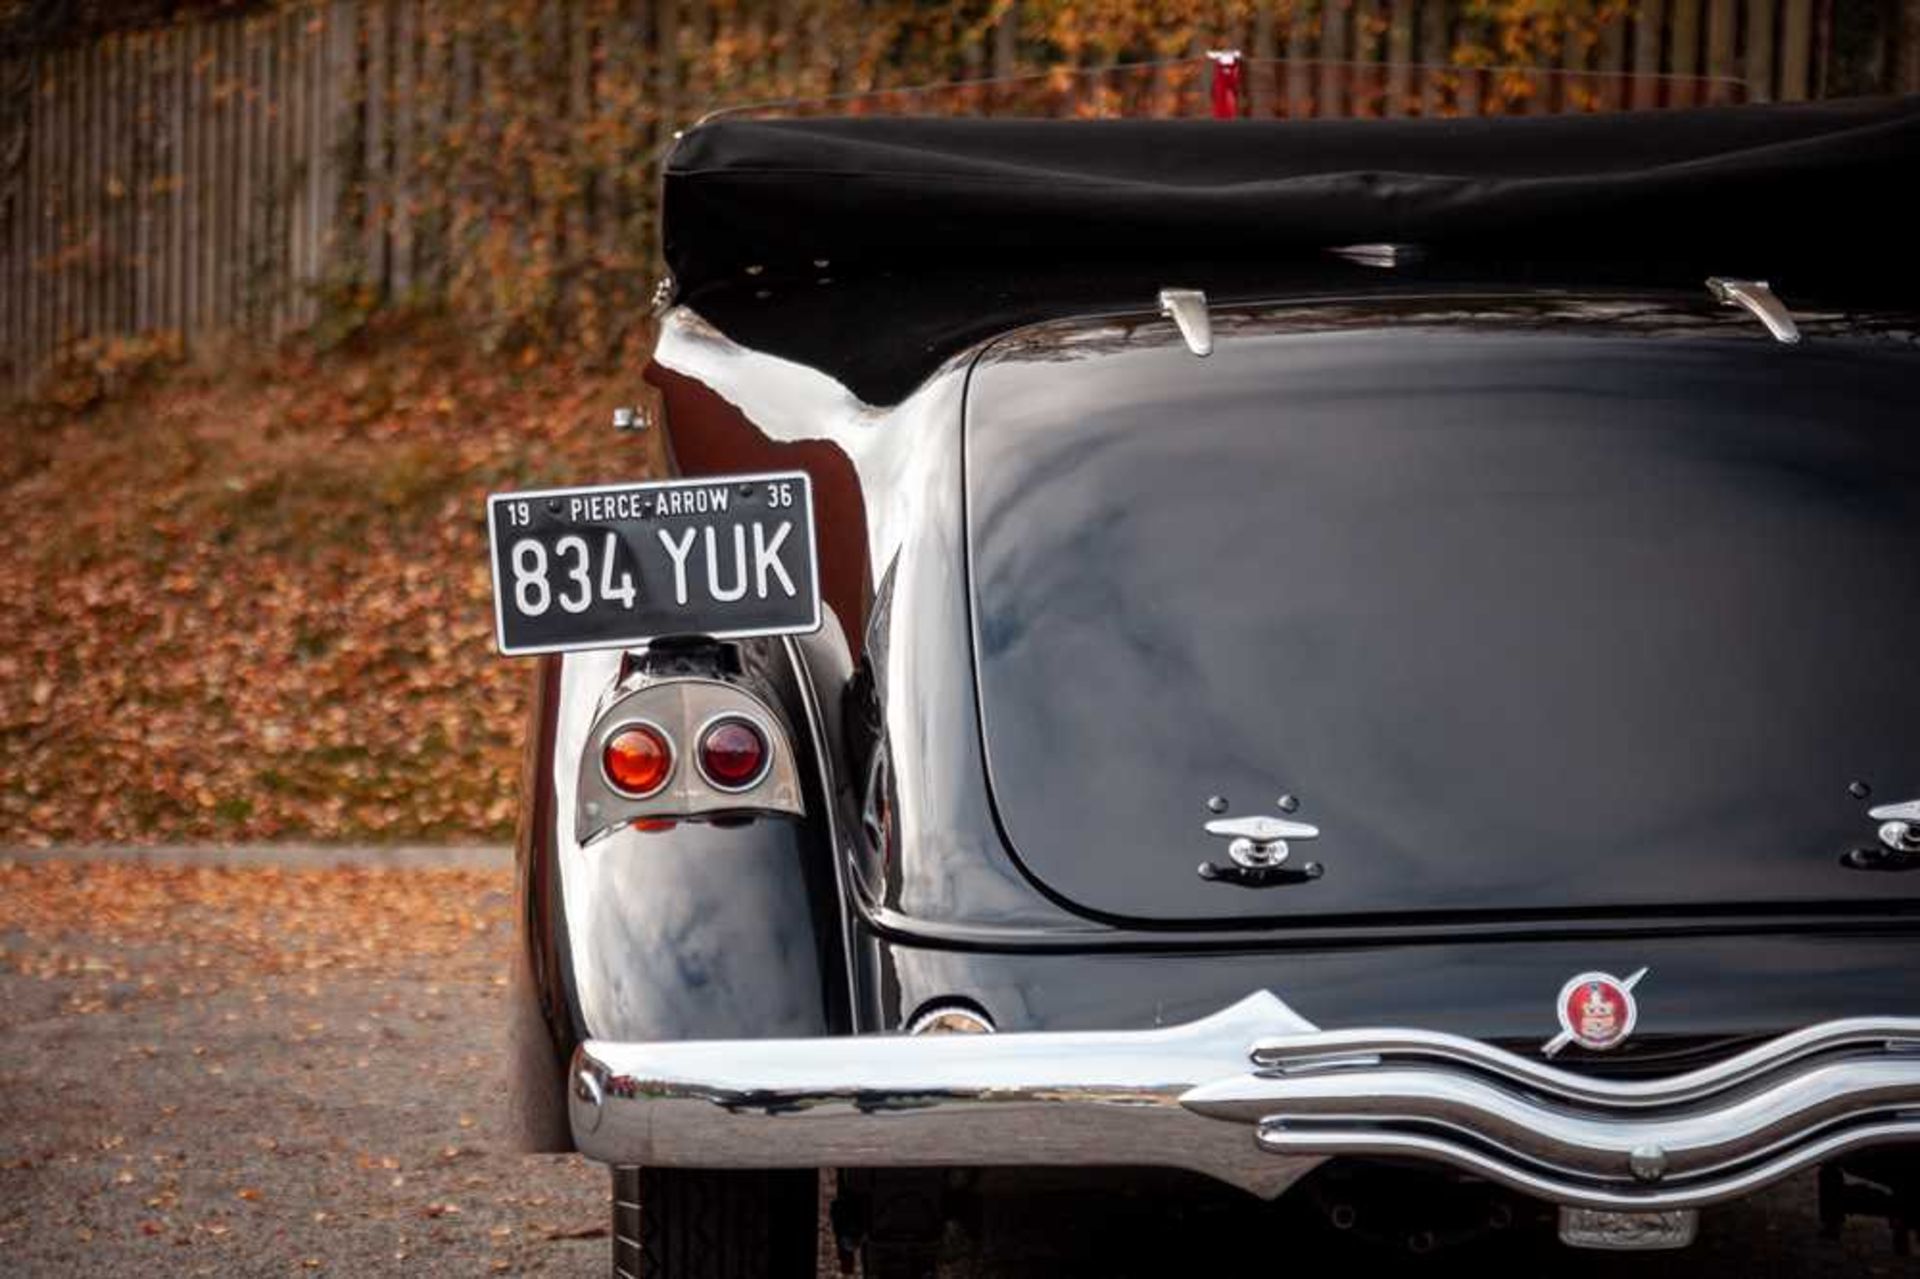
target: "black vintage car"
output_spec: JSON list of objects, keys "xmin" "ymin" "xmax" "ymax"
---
[{"xmin": 491, "ymin": 94, "xmax": 1920, "ymax": 1275}]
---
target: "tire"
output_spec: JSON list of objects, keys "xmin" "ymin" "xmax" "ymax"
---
[{"xmin": 612, "ymin": 1165, "xmax": 819, "ymax": 1279}]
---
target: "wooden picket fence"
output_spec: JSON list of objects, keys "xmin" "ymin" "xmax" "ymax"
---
[
  {"xmin": 3, "ymin": 7, "xmax": 353, "ymax": 390},
  {"xmin": 0, "ymin": 0, "xmax": 1893, "ymax": 395}
]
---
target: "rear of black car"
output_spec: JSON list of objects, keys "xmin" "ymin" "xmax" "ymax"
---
[{"xmin": 544, "ymin": 99, "xmax": 1920, "ymax": 1275}]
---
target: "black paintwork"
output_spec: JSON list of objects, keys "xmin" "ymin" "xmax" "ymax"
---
[
  {"xmin": 511, "ymin": 286, "xmax": 1920, "ymax": 1144},
  {"xmin": 967, "ymin": 311, "xmax": 1920, "ymax": 924},
  {"xmin": 858, "ymin": 927, "xmax": 1920, "ymax": 1064}
]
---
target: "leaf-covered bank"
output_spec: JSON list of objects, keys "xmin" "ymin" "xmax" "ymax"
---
[{"xmin": 0, "ymin": 322, "xmax": 662, "ymax": 845}]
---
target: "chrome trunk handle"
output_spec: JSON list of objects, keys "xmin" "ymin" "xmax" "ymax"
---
[{"xmin": 1706, "ymin": 277, "xmax": 1801, "ymax": 345}]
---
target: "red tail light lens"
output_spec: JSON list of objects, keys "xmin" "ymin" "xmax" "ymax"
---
[
  {"xmin": 697, "ymin": 717, "xmax": 770, "ymax": 791},
  {"xmin": 602, "ymin": 724, "xmax": 673, "ymax": 797}
]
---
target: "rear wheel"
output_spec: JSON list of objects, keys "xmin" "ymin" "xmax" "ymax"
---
[{"xmin": 612, "ymin": 1166, "xmax": 818, "ymax": 1279}]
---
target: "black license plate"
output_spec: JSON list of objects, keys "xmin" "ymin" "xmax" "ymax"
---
[{"xmin": 486, "ymin": 473, "xmax": 820, "ymax": 656}]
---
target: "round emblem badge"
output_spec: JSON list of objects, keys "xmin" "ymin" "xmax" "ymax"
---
[{"xmin": 1543, "ymin": 968, "xmax": 1647, "ymax": 1056}]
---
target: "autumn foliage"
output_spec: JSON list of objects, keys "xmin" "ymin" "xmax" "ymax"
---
[
  {"xmin": 0, "ymin": 321, "xmax": 661, "ymax": 845},
  {"xmin": 330, "ymin": 0, "xmax": 1642, "ymax": 356}
]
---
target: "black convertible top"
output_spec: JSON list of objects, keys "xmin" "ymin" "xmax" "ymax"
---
[{"xmin": 661, "ymin": 97, "xmax": 1919, "ymax": 402}]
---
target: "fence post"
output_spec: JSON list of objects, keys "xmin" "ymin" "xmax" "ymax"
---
[
  {"xmin": 1386, "ymin": 0, "xmax": 1413, "ymax": 115},
  {"xmin": 1319, "ymin": 0, "xmax": 1349, "ymax": 117},
  {"xmin": 1669, "ymin": 0, "xmax": 1701, "ymax": 105},
  {"xmin": 1287, "ymin": 0, "xmax": 1315, "ymax": 117},
  {"xmin": 1706, "ymin": 0, "xmax": 1736, "ymax": 102},
  {"xmin": 391, "ymin": 0, "xmax": 414, "ymax": 298},
  {"xmin": 1902, "ymin": 0, "xmax": 1920, "ymax": 91}
]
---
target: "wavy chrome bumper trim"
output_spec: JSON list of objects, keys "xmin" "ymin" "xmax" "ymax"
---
[
  {"xmin": 1247, "ymin": 1019, "xmax": 1920, "ymax": 1109},
  {"xmin": 567, "ymin": 991, "xmax": 1920, "ymax": 1206}
]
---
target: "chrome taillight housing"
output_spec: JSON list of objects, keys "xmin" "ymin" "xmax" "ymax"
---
[{"xmin": 575, "ymin": 678, "xmax": 803, "ymax": 844}]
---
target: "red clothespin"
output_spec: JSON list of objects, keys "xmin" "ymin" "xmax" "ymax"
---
[{"xmin": 1208, "ymin": 50, "xmax": 1244, "ymax": 120}]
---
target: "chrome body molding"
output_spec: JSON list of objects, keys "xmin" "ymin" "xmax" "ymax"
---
[{"xmin": 569, "ymin": 991, "xmax": 1920, "ymax": 1207}]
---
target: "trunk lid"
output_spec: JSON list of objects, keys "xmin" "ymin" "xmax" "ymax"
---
[{"xmin": 964, "ymin": 302, "xmax": 1920, "ymax": 925}]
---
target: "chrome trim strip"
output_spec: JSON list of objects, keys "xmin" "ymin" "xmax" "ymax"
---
[
  {"xmin": 1246, "ymin": 1016, "xmax": 1920, "ymax": 1109},
  {"xmin": 1181, "ymin": 1058, "xmax": 1920, "ymax": 1180},
  {"xmin": 567, "ymin": 992, "xmax": 1920, "ymax": 1206}
]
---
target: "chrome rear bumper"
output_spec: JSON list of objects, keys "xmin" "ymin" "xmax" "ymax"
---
[{"xmin": 568, "ymin": 991, "xmax": 1920, "ymax": 1208}]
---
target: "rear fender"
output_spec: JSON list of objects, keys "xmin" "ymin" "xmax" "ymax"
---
[{"xmin": 506, "ymin": 624, "xmax": 852, "ymax": 1151}]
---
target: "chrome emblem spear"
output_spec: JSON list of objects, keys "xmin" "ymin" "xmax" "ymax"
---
[{"xmin": 1543, "ymin": 968, "xmax": 1648, "ymax": 1057}]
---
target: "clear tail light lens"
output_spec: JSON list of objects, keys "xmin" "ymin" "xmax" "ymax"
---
[
  {"xmin": 602, "ymin": 723, "xmax": 673, "ymax": 797},
  {"xmin": 697, "ymin": 717, "xmax": 770, "ymax": 792}
]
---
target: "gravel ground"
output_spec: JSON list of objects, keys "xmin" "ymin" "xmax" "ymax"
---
[
  {"xmin": 0, "ymin": 854, "xmax": 606, "ymax": 1276},
  {"xmin": 1, "ymin": 851, "xmax": 1916, "ymax": 1277}
]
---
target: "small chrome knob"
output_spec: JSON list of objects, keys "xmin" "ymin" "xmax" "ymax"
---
[
  {"xmin": 1228, "ymin": 837, "xmax": 1289, "ymax": 869},
  {"xmin": 1880, "ymin": 821, "xmax": 1920, "ymax": 854},
  {"xmin": 1628, "ymin": 1143, "xmax": 1668, "ymax": 1183}
]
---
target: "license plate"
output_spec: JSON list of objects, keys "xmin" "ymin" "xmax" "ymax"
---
[
  {"xmin": 486, "ymin": 473, "xmax": 821, "ymax": 656},
  {"xmin": 1557, "ymin": 1206, "xmax": 1698, "ymax": 1251}
]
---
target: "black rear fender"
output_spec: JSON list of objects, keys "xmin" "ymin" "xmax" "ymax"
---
[{"xmin": 505, "ymin": 619, "xmax": 854, "ymax": 1151}]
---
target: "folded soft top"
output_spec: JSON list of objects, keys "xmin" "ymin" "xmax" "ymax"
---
[
  {"xmin": 660, "ymin": 97, "xmax": 1919, "ymax": 401},
  {"xmin": 667, "ymin": 97, "xmax": 1915, "ymax": 285}
]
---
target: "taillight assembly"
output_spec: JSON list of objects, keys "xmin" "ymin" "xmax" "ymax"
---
[
  {"xmin": 575, "ymin": 679, "xmax": 805, "ymax": 844},
  {"xmin": 601, "ymin": 722, "xmax": 674, "ymax": 798},
  {"xmin": 696, "ymin": 716, "xmax": 771, "ymax": 792}
]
